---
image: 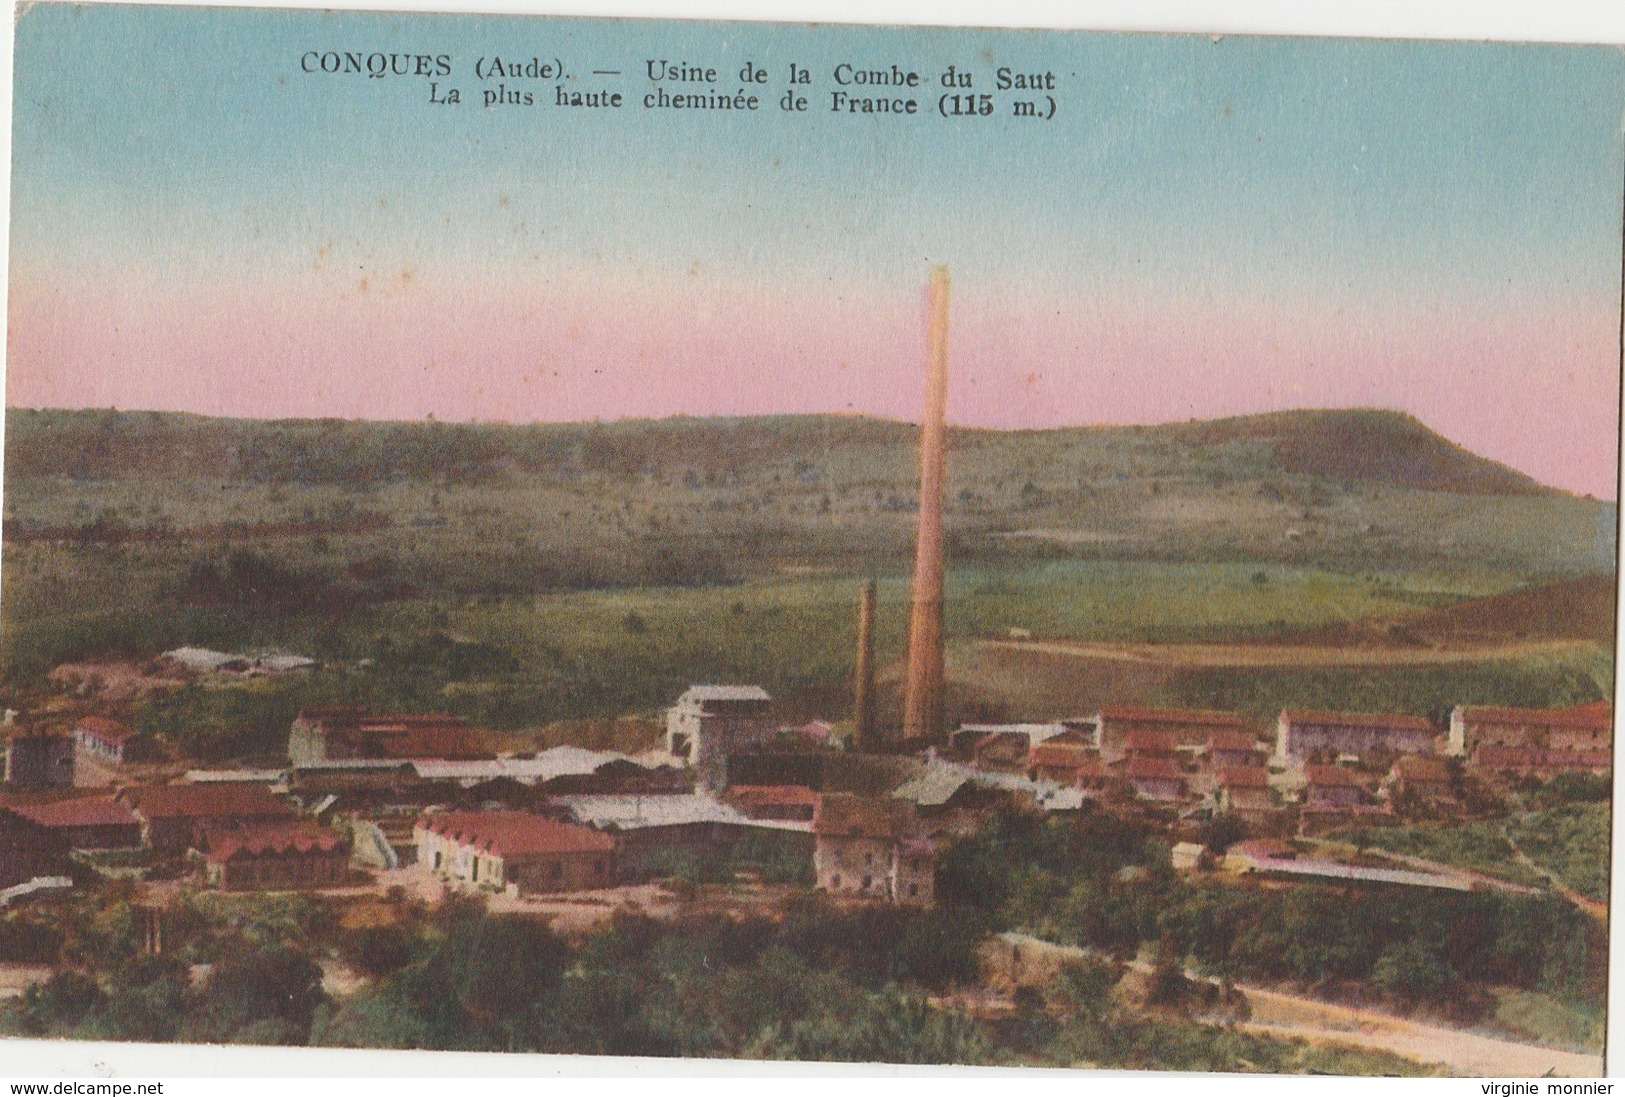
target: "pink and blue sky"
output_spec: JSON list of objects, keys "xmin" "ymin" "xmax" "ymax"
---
[{"xmin": 8, "ymin": 6, "xmax": 1624, "ymax": 496}]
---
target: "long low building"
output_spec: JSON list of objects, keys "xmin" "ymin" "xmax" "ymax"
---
[
  {"xmin": 553, "ymin": 792, "xmax": 810, "ymax": 849},
  {"xmin": 1275, "ymin": 709, "xmax": 1437, "ymax": 766},
  {"xmin": 8, "ymin": 795, "xmax": 143, "ymax": 850},
  {"xmin": 201, "ymin": 823, "xmax": 349, "ymax": 889},
  {"xmin": 1449, "ymin": 702, "xmax": 1613, "ymax": 756},
  {"xmin": 415, "ymin": 810, "xmax": 616, "ymax": 894}
]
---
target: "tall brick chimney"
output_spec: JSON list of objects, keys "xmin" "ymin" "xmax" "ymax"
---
[
  {"xmin": 854, "ymin": 578, "xmax": 877, "ymax": 751},
  {"xmin": 902, "ymin": 266, "xmax": 950, "ymax": 745}
]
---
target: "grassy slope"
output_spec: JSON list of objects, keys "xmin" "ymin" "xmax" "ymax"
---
[
  {"xmin": 1, "ymin": 408, "xmax": 1614, "ymax": 742},
  {"xmin": 1329, "ymin": 821, "xmax": 1546, "ymax": 888},
  {"xmin": 1507, "ymin": 804, "xmax": 1611, "ymax": 902}
]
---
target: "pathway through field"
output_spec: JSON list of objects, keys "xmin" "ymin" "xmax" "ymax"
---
[{"xmin": 984, "ymin": 637, "xmax": 1596, "ymax": 669}]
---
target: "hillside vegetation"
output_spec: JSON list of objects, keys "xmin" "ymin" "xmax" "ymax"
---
[{"xmin": 1, "ymin": 407, "xmax": 1614, "ymax": 747}]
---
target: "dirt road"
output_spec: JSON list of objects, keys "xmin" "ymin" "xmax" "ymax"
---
[
  {"xmin": 985, "ymin": 637, "xmax": 1595, "ymax": 669},
  {"xmin": 999, "ymin": 933, "xmax": 1603, "ymax": 1077}
]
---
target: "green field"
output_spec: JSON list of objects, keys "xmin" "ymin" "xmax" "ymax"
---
[
  {"xmin": 1335, "ymin": 803, "xmax": 1613, "ymax": 904},
  {"xmin": 1507, "ymin": 804, "xmax": 1611, "ymax": 902}
]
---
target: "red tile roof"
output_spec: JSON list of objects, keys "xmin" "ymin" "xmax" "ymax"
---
[
  {"xmin": 418, "ymin": 811, "xmax": 613, "ymax": 856},
  {"xmin": 1124, "ymin": 729, "xmax": 1178, "ymax": 754},
  {"xmin": 1218, "ymin": 766, "xmax": 1270, "ymax": 789},
  {"xmin": 1207, "ymin": 731, "xmax": 1260, "ymax": 753},
  {"xmin": 1029, "ymin": 742, "xmax": 1099, "ymax": 768},
  {"xmin": 1125, "ymin": 756, "xmax": 1183, "ymax": 780},
  {"xmin": 1455, "ymin": 704, "xmax": 1613, "ymax": 731},
  {"xmin": 118, "ymin": 784, "xmax": 297, "ymax": 821},
  {"xmin": 1098, "ymin": 707, "xmax": 1249, "ymax": 727},
  {"xmin": 297, "ymin": 708, "xmax": 492, "ymax": 760},
  {"xmin": 203, "ymin": 823, "xmax": 346, "ymax": 862},
  {"xmin": 729, "ymin": 785, "xmax": 821, "ymax": 807},
  {"xmin": 813, "ymin": 793, "xmax": 918, "ymax": 839},
  {"xmin": 1304, "ymin": 765, "xmax": 1365, "ymax": 787},
  {"xmin": 10, "ymin": 796, "xmax": 140, "ymax": 829},
  {"xmin": 1280, "ymin": 710, "xmax": 1433, "ymax": 732},
  {"xmin": 74, "ymin": 716, "xmax": 137, "ymax": 745},
  {"xmin": 1472, "ymin": 746, "xmax": 1612, "ymax": 770},
  {"xmin": 1393, "ymin": 755, "xmax": 1452, "ymax": 782}
]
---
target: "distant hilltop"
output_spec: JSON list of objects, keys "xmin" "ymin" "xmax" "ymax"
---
[
  {"xmin": 2, "ymin": 405, "xmax": 1611, "ymax": 578},
  {"xmin": 0, "ymin": 405, "xmax": 1569, "ymax": 497}
]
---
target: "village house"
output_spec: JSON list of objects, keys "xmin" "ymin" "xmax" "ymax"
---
[
  {"xmin": 288, "ymin": 706, "xmax": 489, "ymax": 766},
  {"xmin": 1124, "ymin": 755, "xmax": 1186, "ymax": 803},
  {"xmin": 117, "ymin": 783, "xmax": 300, "ymax": 853},
  {"xmin": 9, "ymin": 795, "xmax": 143, "ymax": 850},
  {"xmin": 663, "ymin": 685, "xmax": 775, "ymax": 786},
  {"xmin": 1301, "ymin": 765, "xmax": 1372, "ymax": 811},
  {"xmin": 813, "ymin": 793, "xmax": 934, "ymax": 906},
  {"xmin": 4, "ymin": 732, "xmax": 74, "ymax": 789},
  {"xmin": 1205, "ymin": 731, "xmax": 1265, "ymax": 771},
  {"xmin": 0, "ymin": 809, "xmax": 70, "ymax": 892},
  {"xmin": 1095, "ymin": 706, "xmax": 1253, "ymax": 754},
  {"xmin": 1028, "ymin": 741, "xmax": 1104, "ymax": 787},
  {"xmin": 1387, "ymin": 755, "xmax": 1458, "ymax": 809},
  {"xmin": 72, "ymin": 716, "xmax": 151, "ymax": 765},
  {"xmin": 1216, "ymin": 767, "xmax": 1273, "ymax": 821},
  {"xmin": 1299, "ymin": 765, "xmax": 1392, "ymax": 833},
  {"xmin": 415, "ymin": 810, "xmax": 616, "ymax": 895},
  {"xmin": 201, "ymin": 823, "xmax": 350, "ymax": 890},
  {"xmin": 1274, "ymin": 710, "xmax": 1437, "ymax": 767},
  {"xmin": 1123, "ymin": 728, "xmax": 1179, "ymax": 761},
  {"xmin": 1448, "ymin": 702, "xmax": 1613, "ymax": 756},
  {"xmin": 1470, "ymin": 745, "xmax": 1612, "ymax": 780}
]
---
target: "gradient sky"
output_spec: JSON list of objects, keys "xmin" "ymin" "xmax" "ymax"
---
[{"xmin": 8, "ymin": 5, "xmax": 1624, "ymax": 496}]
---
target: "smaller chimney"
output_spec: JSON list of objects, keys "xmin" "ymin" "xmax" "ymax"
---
[{"xmin": 854, "ymin": 579, "xmax": 877, "ymax": 751}]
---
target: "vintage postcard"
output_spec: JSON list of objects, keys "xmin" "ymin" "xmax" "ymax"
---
[{"xmin": 0, "ymin": 0, "xmax": 1619, "ymax": 1080}]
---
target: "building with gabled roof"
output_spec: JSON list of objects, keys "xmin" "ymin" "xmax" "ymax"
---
[
  {"xmin": 1275, "ymin": 710, "xmax": 1437, "ymax": 766},
  {"xmin": 1124, "ymin": 755, "xmax": 1186, "ymax": 803},
  {"xmin": 415, "ymin": 810, "xmax": 615, "ymax": 894},
  {"xmin": 117, "ymin": 783, "xmax": 299, "ymax": 852},
  {"xmin": 1028, "ymin": 742, "xmax": 1104, "ymax": 787},
  {"xmin": 201, "ymin": 822, "xmax": 349, "ymax": 889},
  {"xmin": 1216, "ymin": 766, "xmax": 1273, "ymax": 819},
  {"xmin": 288, "ymin": 706, "xmax": 490, "ymax": 766},
  {"xmin": 1448, "ymin": 702, "xmax": 1613, "ymax": 756},
  {"xmin": 9, "ymin": 794, "xmax": 142, "ymax": 850},
  {"xmin": 664, "ymin": 685, "xmax": 774, "ymax": 787},
  {"xmin": 0, "ymin": 808, "xmax": 70, "ymax": 891},
  {"xmin": 1388, "ymin": 755, "xmax": 1457, "ymax": 807},
  {"xmin": 1095, "ymin": 706, "xmax": 1252, "ymax": 752},
  {"xmin": 813, "ymin": 794, "xmax": 932, "ymax": 905},
  {"xmin": 1299, "ymin": 765, "xmax": 1392, "ymax": 832},
  {"xmin": 1470, "ymin": 745, "xmax": 1612, "ymax": 779},
  {"xmin": 72, "ymin": 716, "xmax": 151, "ymax": 765},
  {"xmin": 1205, "ymin": 731, "xmax": 1265, "ymax": 771}
]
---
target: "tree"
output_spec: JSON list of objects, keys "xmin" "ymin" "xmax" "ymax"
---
[{"xmin": 1371, "ymin": 939, "xmax": 1453, "ymax": 1006}]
